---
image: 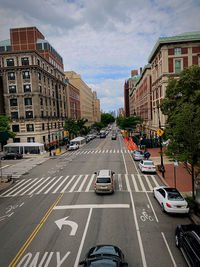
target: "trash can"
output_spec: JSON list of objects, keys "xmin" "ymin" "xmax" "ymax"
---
[{"xmin": 56, "ymin": 148, "xmax": 60, "ymax": 154}]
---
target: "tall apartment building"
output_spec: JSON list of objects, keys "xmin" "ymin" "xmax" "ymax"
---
[
  {"xmin": 128, "ymin": 70, "xmax": 140, "ymax": 117},
  {"xmin": 66, "ymin": 81, "xmax": 81, "ymax": 120},
  {"xmin": 0, "ymin": 27, "xmax": 68, "ymax": 146},
  {"xmin": 92, "ymin": 91, "xmax": 101, "ymax": 123},
  {"xmin": 64, "ymin": 71, "xmax": 100, "ymax": 126},
  {"xmin": 148, "ymin": 31, "xmax": 200, "ymax": 137}
]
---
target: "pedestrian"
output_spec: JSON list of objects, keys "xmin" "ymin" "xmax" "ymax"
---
[{"xmin": 145, "ymin": 151, "xmax": 150, "ymax": 160}]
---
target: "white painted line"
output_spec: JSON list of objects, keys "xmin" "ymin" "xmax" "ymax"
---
[
  {"xmin": 0, "ymin": 179, "xmax": 25, "ymax": 196},
  {"xmin": 11, "ymin": 178, "xmax": 38, "ymax": 196},
  {"xmin": 85, "ymin": 174, "xmax": 95, "ymax": 192},
  {"xmin": 102, "ymin": 150, "xmax": 105, "ymax": 153},
  {"xmin": 87, "ymin": 151, "xmax": 91, "ymax": 154},
  {"xmin": 36, "ymin": 176, "xmax": 57, "ymax": 194},
  {"xmin": 54, "ymin": 204, "xmax": 130, "ymax": 210},
  {"xmin": 144, "ymin": 175, "xmax": 153, "ymax": 191},
  {"xmin": 151, "ymin": 175, "xmax": 159, "ymax": 187},
  {"xmin": 161, "ymin": 232, "xmax": 177, "ymax": 267},
  {"xmin": 121, "ymin": 149, "xmax": 123, "ymax": 153},
  {"xmin": 84, "ymin": 151, "xmax": 88, "ymax": 154},
  {"xmin": 145, "ymin": 191, "xmax": 159, "ymax": 223},
  {"xmin": 131, "ymin": 174, "xmax": 139, "ymax": 192},
  {"xmin": 113, "ymin": 149, "xmax": 116, "ymax": 153},
  {"xmin": 0, "ymin": 165, "xmax": 9, "ymax": 169},
  {"xmin": 28, "ymin": 177, "xmax": 50, "ymax": 195},
  {"xmin": 91, "ymin": 151, "xmax": 94, "ymax": 154},
  {"xmin": 5, "ymin": 179, "xmax": 32, "ymax": 196},
  {"xmin": 69, "ymin": 175, "xmax": 83, "ymax": 192},
  {"xmin": 118, "ymin": 174, "xmax": 122, "ymax": 191},
  {"xmin": 98, "ymin": 150, "xmax": 101, "ymax": 153},
  {"xmin": 79, "ymin": 151, "xmax": 85, "ymax": 155},
  {"xmin": 124, "ymin": 150, "xmax": 127, "ymax": 153},
  {"xmin": 61, "ymin": 175, "xmax": 76, "ymax": 193},
  {"xmin": 74, "ymin": 208, "xmax": 93, "ymax": 267},
  {"xmin": 117, "ymin": 150, "xmax": 119, "ymax": 153},
  {"xmin": 137, "ymin": 174, "xmax": 146, "ymax": 192},
  {"xmin": 52, "ymin": 176, "xmax": 69, "ymax": 193},
  {"xmin": 95, "ymin": 150, "xmax": 98, "ymax": 154},
  {"xmin": 106, "ymin": 150, "xmax": 109, "ymax": 153},
  {"xmin": 110, "ymin": 150, "xmax": 112, "ymax": 153},
  {"xmin": 78, "ymin": 175, "xmax": 89, "ymax": 192},
  {"xmin": 44, "ymin": 176, "xmax": 63, "ymax": 194}
]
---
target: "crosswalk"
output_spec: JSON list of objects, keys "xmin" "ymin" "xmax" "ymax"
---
[
  {"xmin": 0, "ymin": 173, "xmax": 162, "ymax": 198},
  {"xmin": 61, "ymin": 149, "xmax": 131, "ymax": 157}
]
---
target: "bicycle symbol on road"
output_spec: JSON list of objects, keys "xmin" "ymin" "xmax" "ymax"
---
[{"xmin": 140, "ymin": 209, "xmax": 154, "ymax": 222}]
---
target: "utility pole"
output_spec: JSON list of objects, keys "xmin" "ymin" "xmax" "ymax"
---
[{"xmin": 157, "ymin": 106, "xmax": 165, "ymax": 178}]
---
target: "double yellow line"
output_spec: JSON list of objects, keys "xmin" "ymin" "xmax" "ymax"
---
[{"xmin": 9, "ymin": 193, "xmax": 64, "ymax": 267}]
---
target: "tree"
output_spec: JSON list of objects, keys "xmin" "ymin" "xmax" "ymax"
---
[
  {"xmin": 76, "ymin": 118, "xmax": 88, "ymax": 136},
  {"xmin": 64, "ymin": 118, "xmax": 78, "ymax": 140},
  {"xmin": 0, "ymin": 115, "xmax": 16, "ymax": 149},
  {"xmin": 160, "ymin": 65, "xmax": 200, "ymax": 199},
  {"xmin": 116, "ymin": 116, "xmax": 142, "ymax": 132},
  {"xmin": 101, "ymin": 113, "xmax": 115, "ymax": 127},
  {"xmin": 92, "ymin": 122, "xmax": 104, "ymax": 132}
]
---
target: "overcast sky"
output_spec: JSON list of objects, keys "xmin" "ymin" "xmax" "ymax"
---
[{"xmin": 0, "ymin": 0, "xmax": 200, "ymax": 113}]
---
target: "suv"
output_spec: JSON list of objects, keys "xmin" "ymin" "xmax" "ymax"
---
[
  {"xmin": 175, "ymin": 224, "xmax": 200, "ymax": 266},
  {"xmin": 94, "ymin": 169, "xmax": 115, "ymax": 194}
]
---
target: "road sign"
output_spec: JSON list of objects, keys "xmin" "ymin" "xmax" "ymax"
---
[
  {"xmin": 64, "ymin": 131, "xmax": 69, "ymax": 137},
  {"xmin": 53, "ymin": 133, "xmax": 61, "ymax": 136},
  {"xmin": 157, "ymin": 128, "xmax": 164, "ymax": 136}
]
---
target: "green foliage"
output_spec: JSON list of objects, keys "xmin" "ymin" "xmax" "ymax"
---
[
  {"xmin": 101, "ymin": 113, "xmax": 115, "ymax": 127},
  {"xmin": 92, "ymin": 122, "xmax": 104, "ymax": 131},
  {"xmin": 0, "ymin": 115, "xmax": 16, "ymax": 140},
  {"xmin": 64, "ymin": 117, "xmax": 89, "ymax": 138},
  {"xmin": 116, "ymin": 116, "xmax": 142, "ymax": 130},
  {"xmin": 76, "ymin": 118, "xmax": 88, "ymax": 136},
  {"xmin": 160, "ymin": 65, "xmax": 200, "ymax": 198},
  {"xmin": 185, "ymin": 196, "xmax": 196, "ymax": 210}
]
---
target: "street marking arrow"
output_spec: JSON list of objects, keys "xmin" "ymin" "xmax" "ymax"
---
[{"xmin": 55, "ymin": 216, "xmax": 78, "ymax": 236}]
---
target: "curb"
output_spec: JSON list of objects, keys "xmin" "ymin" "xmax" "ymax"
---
[{"xmin": 0, "ymin": 179, "xmax": 14, "ymax": 194}]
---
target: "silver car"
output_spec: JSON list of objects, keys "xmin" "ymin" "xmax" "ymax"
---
[
  {"xmin": 94, "ymin": 169, "xmax": 115, "ymax": 194},
  {"xmin": 132, "ymin": 150, "xmax": 144, "ymax": 161}
]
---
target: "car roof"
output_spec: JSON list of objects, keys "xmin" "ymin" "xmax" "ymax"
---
[
  {"xmin": 164, "ymin": 187, "xmax": 180, "ymax": 193},
  {"xmin": 143, "ymin": 160, "xmax": 154, "ymax": 163},
  {"xmin": 97, "ymin": 170, "xmax": 111, "ymax": 176}
]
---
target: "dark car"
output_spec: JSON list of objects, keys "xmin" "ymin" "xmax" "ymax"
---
[
  {"xmin": 1, "ymin": 152, "xmax": 23, "ymax": 160},
  {"xmin": 175, "ymin": 224, "xmax": 200, "ymax": 266},
  {"xmin": 79, "ymin": 245, "xmax": 128, "ymax": 266}
]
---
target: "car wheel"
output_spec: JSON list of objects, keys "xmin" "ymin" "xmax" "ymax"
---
[
  {"xmin": 161, "ymin": 203, "xmax": 165, "ymax": 213},
  {"xmin": 175, "ymin": 234, "xmax": 180, "ymax": 248}
]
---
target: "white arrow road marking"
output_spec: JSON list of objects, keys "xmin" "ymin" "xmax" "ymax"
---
[{"xmin": 55, "ymin": 216, "xmax": 78, "ymax": 236}]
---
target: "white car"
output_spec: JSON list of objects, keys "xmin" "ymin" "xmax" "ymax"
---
[
  {"xmin": 138, "ymin": 160, "xmax": 156, "ymax": 173},
  {"xmin": 132, "ymin": 150, "xmax": 144, "ymax": 161},
  {"xmin": 153, "ymin": 186, "xmax": 189, "ymax": 214},
  {"xmin": 68, "ymin": 144, "xmax": 79, "ymax": 151}
]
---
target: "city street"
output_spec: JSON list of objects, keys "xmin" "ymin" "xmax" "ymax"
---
[{"xmin": 0, "ymin": 133, "xmax": 190, "ymax": 267}]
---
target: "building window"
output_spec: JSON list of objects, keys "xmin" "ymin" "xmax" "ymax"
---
[
  {"xmin": 42, "ymin": 123, "xmax": 45, "ymax": 130},
  {"xmin": 22, "ymin": 71, "xmax": 30, "ymax": 79},
  {"xmin": 24, "ymin": 84, "xmax": 31, "ymax": 92},
  {"xmin": 12, "ymin": 125, "xmax": 19, "ymax": 132},
  {"xmin": 54, "ymin": 122, "xmax": 57, "ymax": 128},
  {"xmin": 10, "ymin": 98, "xmax": 18, "ymax": 106},
  {"xmin": 37, "ymin": 59, "xmax": 40, "ymax": 66},
  {"xmin": 27, "ymin": 137, "xmax": 35, "ymax": 142},
  {"xmin": 39, "ymin": 85, "xmax": 42, "ymax": 93},
  {"xmin": 8, "ymin": 72, "xmax": 15, "ymax": 80},
  {"xmin": 26, "ymin": 124, "xmax": 34, "ymax": 132},
  {"xmin": 21, "ymin": 57, "xmax": 29, "ymax": 65},
  {"xmin": 24, "ymin": 98, "xmax": 32, "ymax": 106},
  {"xmin": 38, "ymin": 72, "xmax": 41, "ymax": 80},
  {"xmin": 40, "ymin": 98, "xmax": 43, "ymax": 105},
  {"xmin": 14, "ymin": 138, "xmax": 20, "ymax": 143},
  {"xmin": 11, "ymin": 112, "xmax": 18, "ymax": 119},
  {"xmin": 9, "ymin": 85, "xmax": 16, "ymax": 93},
  {"xmin": 41, "ymin": 111, "xmax": 44, "ymax": 118},
  {"xmin": 174, "ymin": 48, "xmax": 181, "ymax": 55},
  {"xmin": 175, "ymin": 60, "xmax": 181, "ymax": 73},
  {"xmin": 7, "ymin": 58, "xmax": 14, "ymax": 66},
  {"xmin": 26, "ymin": 111, "xmax": 33, "ymax": 119}
]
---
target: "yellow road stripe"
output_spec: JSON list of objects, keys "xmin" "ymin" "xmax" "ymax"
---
[{"xmin": 9, "ymin": 193, "xmax": 64, "ymax": 267}]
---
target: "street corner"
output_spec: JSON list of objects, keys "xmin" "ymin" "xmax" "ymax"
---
[{"xmin": 0, "ymin": 178, "xmax": 14, "ymax": 194}]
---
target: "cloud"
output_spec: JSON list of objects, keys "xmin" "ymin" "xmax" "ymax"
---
[{"xmin": 0, "ymin": 0, "xmax": 199, "ymax": 112}]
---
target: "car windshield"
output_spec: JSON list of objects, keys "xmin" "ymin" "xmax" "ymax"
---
[
  {"xmin": 167, "ymin": 192, "xmax": 184, "ymax": 201},
  {"xmin": 97, "ymin": 178, "xmax": 111, "ymax": 183},
  {"xmin": 135, "ymin": 151, "xmax": 143, "ymax": 155},
  {"xmin": 89, "ymin": 259, "xmax": 117, "ymax": 266},
  {"xmin": 144, "ymin": 162, "xmax": 154, "ymax": 166}
]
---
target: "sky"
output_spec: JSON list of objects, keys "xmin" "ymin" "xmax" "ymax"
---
[{"xmin": 0, "ymin": 0, "xmax": 200, "ymax": 113}]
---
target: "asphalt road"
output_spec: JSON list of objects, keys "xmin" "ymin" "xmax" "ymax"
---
[{"xmin": 0, "ymin": 132, "xmax": 191, "ymax": 267}]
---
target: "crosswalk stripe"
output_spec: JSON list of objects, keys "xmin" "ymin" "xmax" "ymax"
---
[
  {"xmin": 137, "ymin": 174, "xmax": 146, "ymax": 192},
  {"xmin": 95, "ymin": 151, "xmax": 98, "ymax": 154},
  {"xmin": 20, "ymin": 177, "xmax": 45, "ymax": 196},
  {"xmin": 144, "ymin": 175, "xmax": 153, "ymax": 191},
  {"xmin": 76, "ymin": 151, "xmax": 81, "ymax": 155},
  {"xmin": 36, "ymin": 176, "xmax": 57, "ymax": 194},
  {"xmin": 11, "ymin": 178, "xmax": 38, "ymax": 197},
  {"xmin": 102, "ymin": 150, "xmax": 105, "ymax": 153},
  {"xmin": 106, "ymin": 150, "xmax": 109, "ymax": 153},
  {"xmin": 117, "ymin": 150, "xmax": 119, "ymax": 153},
  {"xmin": 5, "ymin": 179, "xmax": 32, "ymax": 196},
  {"xmin": 84, "ymin": 151, "xmax": 88, "ymax": 154},
  {"xmin": 113, "ymin": 149, "xmax": 115, "ymax": 153},
  {"xmin": 151, "ymin": 175, "xmax": 159, "ymax": 187},
  {"xmin": 87, "ymin": 151, "xmax": 91, "ymax": 154},
  {"xmin": 61, "ymin": 175, "xmax": 76, "ymax": 193},
  {"xmin": 85, "ymin": 174, "xmax": 95, "ymax": 192},
  {"xmin": 121, "ymin": 150, "xmax": 123, "ymax": 153},
  {"xmin": 52, "ymin": 176, "xmax": 69, "ymax": 193},
  {"xmin": 118, "ymin": 174, "xmax": 122, "ymax": 191},
  {"xmin": 43, "ymin": 176, "xmax": 63, "ymax": 194},
  {"xmin": 91, "ymin": 151, "xmax": 94, "ymax": 154},
  {"xmin": 124, "ymin": 150, "xmax": 127, "ymax": 153},
  {"xmin": 69, "ymin": 175, "xmax": 83, "ymax": 192},
  {"xmin": 0, "ymin": 179, "xmax": 25, "ymax": 196},
  {"xmin": 110, "ymin": 150, "xmax": 112, "ymax": 153},
  {"xmin": 98, "ymin": 150, "xmax": 101, "ymax": 153},
  {"xmin": 131, "ymin": 174, "xmax": 139, "ymax": 192},
  {"xmin": 77, "ymin": 175, "xmax": 88, "ymax": 192},
  {"xmin": 28, "ymin": 177, "xmax": 50, "ymax": 195}
]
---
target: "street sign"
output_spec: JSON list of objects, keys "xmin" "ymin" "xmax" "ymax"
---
[
  {"xmin": 174, "ymin": 161, "xmax": 179, "ymax": 167},
  {"xmin": 53, "ymin": 133, "xmax": 61, "ymax": 136},
  {"xmin": 64, "ymin": 131, "xmax": 69, "ymax": 137},
  {"xmin": 157, "ymin": 128, "xmax": 164, "ymax": 136}
]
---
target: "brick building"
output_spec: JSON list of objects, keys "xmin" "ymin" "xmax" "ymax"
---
[
  {"xmin": 66, "ymin": 81, "xmax": 81, "ymax": 120},
  {"xmin": 0, "ymin": 27, "xmax": 68, "ymax": 148}
]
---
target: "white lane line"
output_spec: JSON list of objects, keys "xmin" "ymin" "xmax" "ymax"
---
[
  {"xmin": 117, "ymin": 150, "xmax": 119, "ymax": 153},
  {"xmin": 52, "ymin": 176, "xmax": 69, "ymax": 193},
  {"xmin": 151, "ymin": 175, "xmax": 159, "ymax": 187},
  {"xmin": 118, "ymin": 174, "xmax": 122, "ymax": 191},
  {"xmin": 137, "ymin": 174, "xmax": 146, "ymax": 192},
  {"xmin": 36, "ymin": 176, "xmax": 57, "ymax": 194},
  {"xmin": 69, "ymin": 175, "xmax": 83, "ymax": 192},
  {"xmin": 28, "ymin": 177, "xmax": 50, "ymax": 195},
  {"xmin": 5, "ymin": 179, "xmax": 32, "ymax": 196},
  {"xmin": 85, "ymin": 174, "xmax": 95, "ymax": 192},
  {"xmin": 20, "ymin": 177, "xmax": 45, "ymax": 196},
  {"xmin": 74, "ymin": 208, "xmax": 93, "ymax": 267},
  {"xmin": 44, "ymin": 176, "xmax": 63, "ymax": 194},
  {"xmin": 60, "ymin": 175, "xmax": 76, "ymax": 193},
  {"xmin": 110, "ymin": 150, "xmax": 112, "ymax": 153},
  {"xmin": 54, "ymin": 204, "xmax": 130, "ymax": 210},
  {"xmin": 0, "ymin": 165, "xmax": 9, "ymax": 169},
  {"xmin": 131, "ymin": 174, "xmax": 139, "ymax": 192},
  {"xmin": 77, "ymin": 175, "xmax": 89, "ymax": 192},
  {"xmin": 144, "ymin": 175, "xmax": 153, "ymax": 191},
  {"xmin": 161, "ymin": 232, "xmax": 177, "ymax": 267},
  {"xmin": 0, "ymin": 179, "xmax": 25, "ymax": 196},
  {"xmin": 11, "ymin": 178, "xmax": 38, "ymax": 196},
  {"xmin": 145, "ymin": 191, "xmax": 159, "ymax": 223},
  {"xmin": 113, "ymin": 149, "xmax": 116, "ymax": 153}
]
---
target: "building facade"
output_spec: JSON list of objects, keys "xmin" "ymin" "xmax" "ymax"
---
[
  {"xmin": 66, "ymin": 81, "xmax": 81, "ymax": 120},
  {"xmin": 0, "ymin": 27, "xmax": 68, "ymax": 147}
]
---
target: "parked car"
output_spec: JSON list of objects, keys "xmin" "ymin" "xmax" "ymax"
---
[
  {"xmin": 153, "ymin": 186, "xmax": 189, "ymax": 214},
  {"xmin": 138, "ymin": 160, "xmax": 156, "ymax": 173},
  {"xmin": 132, "ymin": 150, "xmax": 144, "ymax": 161},
  {"xmin": 94, "ymin": 169, "xmax": 115, "ymax": 194},
  {"xmin": 1, "ymin": 152, "xmax": 23, "ymax": 160},
  {"xmin": 111, "ymin": 134, "xmax": 117, "ymax": 140},
  {"xmin": 175, "ymin": 224, "xmax": 200, "ymax": 266},
  {"xmin": 79, "ymin": 244, "xmax": 128, "ymax": 266},
  {"xmin": 68, "ymin": 144, "xmax": 79, "ymax": 151}
]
